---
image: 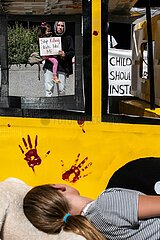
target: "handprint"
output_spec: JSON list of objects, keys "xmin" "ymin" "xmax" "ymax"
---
[
  {"xmin": 61, "ymin": 153, "xmax": 92, "ymax": 183},
  {"xmin": 19, "ymin": 135, "xmax": 42, "ymax": 172}
]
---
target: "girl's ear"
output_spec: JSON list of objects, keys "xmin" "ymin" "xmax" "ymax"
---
[{"xmin": 52, "ymin": 184, "xmax": 66, "ymax": 192}]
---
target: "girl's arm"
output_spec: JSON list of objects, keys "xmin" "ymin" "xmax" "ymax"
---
[{"xmin": 138, "ymin": 195, "xmax": 160, "ymax": 219}]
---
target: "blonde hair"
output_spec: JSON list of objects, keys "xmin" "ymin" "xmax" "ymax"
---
[{"xmin": 23, "ymin": 185, "xmax": 105, "ymax": 240}]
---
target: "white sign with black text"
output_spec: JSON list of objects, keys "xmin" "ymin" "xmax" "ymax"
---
[
  {"xmin": 39, "ymin": 37, "xmax": 62, "ymax": 56},
  {"xmin": 108, "ymin": 49, "xmax": 132, "ymax": 96}
]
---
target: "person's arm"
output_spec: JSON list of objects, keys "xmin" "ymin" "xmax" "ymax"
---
[
  {"xmin": 59, "ymin": 35, "xmax": 74, "ymax": 60},
  {"xmin": 138, "ymin": 194, "xmax": 160, "ymax": 219}
]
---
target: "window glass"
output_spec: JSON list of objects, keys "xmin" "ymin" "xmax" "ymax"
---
[
  {"xmin": 0, "ymin": 0, "xmax": 92, "ymax": 117},
  {"xmin": 103, "ymin": 18, "xmax": 160, "ymax": 124}
]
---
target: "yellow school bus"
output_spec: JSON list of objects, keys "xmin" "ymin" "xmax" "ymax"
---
[{"xmin": 0, "ymin": 0, "xmax": 160, "ymax": 198}]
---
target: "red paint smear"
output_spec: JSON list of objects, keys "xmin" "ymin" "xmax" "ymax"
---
[
  {"xmin": 35, "ymin": 135, "xmax": 38, "ymax": 148},
  {"xmin": 62, "ymin": 154, "xmax": 92, "ymax": 183},
  {"xmin": 78, "ymin": 157, "xmax": 88, "ymax": 168},
  {"xmin": 82, "ymin": 128, "xmax": 85, "ymax": 133},
  {"xmin": 62, "ymin": 166, "xmax": 81, "ymax": 183},
  {"xmin": 61, "ymin": 160, "xmax": 64, "ymax": 167},
  {"xmin": 75, "ymin": 153, "xmax": 80, "ymax": 165},
  {"xmin": 77, "ymin": 120, "xmax": 84, "ymax": 125},
  {"xmin": 22, "ymin": 137, "xmax": 28, "ymax": 149},
  {"xmin": 93, "ymin": 30, "xmax": 98, "ymax": 36},
  {"xmin": 24, "ymin": 149, "xmax": 41, "ymax": 172},
  {"xmin": 45, "ymin": 150, "xmax": 50, "ymax": 157},
  {"xmin": 77, "ymin": 120, "xmax": 86, "ymax": 133},
  {"xmin": 19, "ymin": 135, "xmax": 42, "ymax": 173},
  {"xmin": 27, "ymin": 135, "xmax": 32, "ymax": 149},
  {"xmin": 19, "ymin": 145, "xmax": 24, "ymax": 154}
]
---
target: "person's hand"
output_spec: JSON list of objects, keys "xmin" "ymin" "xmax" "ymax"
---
[
  {"xmin": 42, "ymin": 56, "xmax": 48, "ymax": 60},
  {"xmin": 59, "ymin": 50, "xmax": 65, "ymax": 58}
]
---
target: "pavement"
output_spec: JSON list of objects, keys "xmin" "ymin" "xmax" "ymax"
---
[{"xmin": 8, "ymin": 64, "xmax": 75, "ymax": 97}]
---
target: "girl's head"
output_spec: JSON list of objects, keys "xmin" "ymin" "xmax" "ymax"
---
[
  {"xmin": 23, "ymin": 184, "xmax": 70, "ymax": 233},
  {"xmin": 23, "ymin": 184, "xmax": 105, "ymax": 240},
  {"xmin": 37, "ymin": 22, "xmax": 52, "ymax": 38}
]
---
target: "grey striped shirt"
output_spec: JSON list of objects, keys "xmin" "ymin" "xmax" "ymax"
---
[{"xmin": 84, "ymin": 188, "xmax": 160, "ymax": 239}]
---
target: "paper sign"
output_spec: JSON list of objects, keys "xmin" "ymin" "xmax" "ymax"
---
[
  {"xmin": 108, "ymin": 49, "xmax": 133, "ymax": 96},
  {"xmin": 39, "ymin": 37, "xmax": 62, "ymax": 56}
]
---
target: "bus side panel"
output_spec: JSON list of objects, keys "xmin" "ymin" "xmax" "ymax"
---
[{"xmin": 1, "ymin": 116, "xmax": 160, "ymax": 198}]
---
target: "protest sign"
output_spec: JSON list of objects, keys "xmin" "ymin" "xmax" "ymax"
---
[
  {"xmin": 39, "ymin": 37, "xmax": 62, "ymax": 56},
  {"xmin": 108, "ymin": 49, "xmax": 133, "ymax": 96}
]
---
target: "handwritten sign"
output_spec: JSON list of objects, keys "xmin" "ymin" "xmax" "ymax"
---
[
  {"xmin": 108, "ymin": 49, "xmax": 132, "ymax": 96},
  {"xmin": 39, "ymin": 37, "xmax": 62, "ymax": 56}
]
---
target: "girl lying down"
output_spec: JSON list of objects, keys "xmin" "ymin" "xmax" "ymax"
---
[
  {"xmin": 23, "ymin": 183, "xmax": 160, "ymax": 240},
  {"xmin": 0, "ymin": 178, "xmax": 85, "ymax": 240}
]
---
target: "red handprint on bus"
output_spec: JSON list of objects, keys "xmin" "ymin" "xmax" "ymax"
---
[
  {"xmin": 61, "ymin": 153, "xmax": 92, "ymax": 183},
  {"xmin": 19, "ymin": 135, "xmax": 42, "ymax": 172}
]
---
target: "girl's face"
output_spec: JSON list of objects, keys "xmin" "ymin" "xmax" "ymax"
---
[
  {"xmin": 51, "ymin": 184, "xmax": 80, "ymax": 197},
  {"xmin": 45, "ymin": 27, "xmax": 52, "ymax": 37}
]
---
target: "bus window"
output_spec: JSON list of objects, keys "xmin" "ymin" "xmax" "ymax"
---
[
  {"xmin": 0, "ymin": 0, "xmax": 92, "ymax": 118},
  {"xmin": 102, "ymin": 10, "xmax": 160, "ymax": 124}
]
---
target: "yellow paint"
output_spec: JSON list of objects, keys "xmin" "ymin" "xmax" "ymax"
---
[
  {"xmin": 1, "ymin": 2, "xmax": 160, "ymax": 200},
  {"xmin": 0, "ymin": 116, "xmax": 160, "ymax": 199},
  {"xmin": 92, "ymin": 0, "xmax": 101, "ymax": 122}
]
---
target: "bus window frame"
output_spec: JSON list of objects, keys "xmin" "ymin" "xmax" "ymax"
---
[
  {"xmin": 101, "ymin": 0, "xmax": 160, "ymax": 125},
  {"xmin": 0, "ymin": 0, "xmax": 92, "ymax": 120}
]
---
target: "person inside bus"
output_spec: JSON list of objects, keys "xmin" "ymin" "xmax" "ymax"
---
[
  {"xmin": 24, "ymin": 182, "xmax": 160, "ymax": 240},
  {"xmin": 42, "ymin": 21, "xmax": 74, "ymax": 97},
  {"xmin": 37, "ymin": 22, "xmax": 60, "ymax": 84}
]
